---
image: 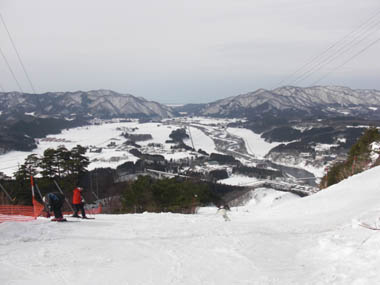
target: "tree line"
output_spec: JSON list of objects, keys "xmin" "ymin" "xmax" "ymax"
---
[
  {"xmin": 14, "ymin": 145, "xmax": 89, "ymax": 181},
  {"xmin": 121, "ymin": 176, "xmax": 219, "ymax": 214},
  {"xmin": 0, "ymin": 145, "xmax": 90, "ymax": 205},
  {"xmin": 320, "ymin": 127, "xmax": 380, "ymax": 188}
]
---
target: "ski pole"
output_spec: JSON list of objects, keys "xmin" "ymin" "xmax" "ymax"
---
[{"xmin": 53, "ymin": 180, "xmax": 74, "ymax": 212}]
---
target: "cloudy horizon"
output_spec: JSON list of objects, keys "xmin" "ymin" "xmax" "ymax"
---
[{"xmin": 1, "ymin": 0, "xmax": 379, "ymax": 103}]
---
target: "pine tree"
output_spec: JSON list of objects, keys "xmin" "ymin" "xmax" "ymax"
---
[
  {"xmin": 56, "ymin": 146, "xmax": 70, "ymax": 177},
  {"xmin": 320, "ymin": 127, "xmax": 380, "ymax": 189},
  {"xmin": 40, "ymin": 148, "xmax": 57, "ymax": 178},
  {"xmin": 69, "ymin": 145, "xmax": 89, "ymax": 176},
  {"xmin": 16, "ymin": 154, "xmax": 40, "ymax": 180}
]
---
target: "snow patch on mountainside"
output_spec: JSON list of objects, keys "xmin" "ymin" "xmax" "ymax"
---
[
  {"xmin": 201, "ymin": 86, "xmax": 380, "ymax": 116},
  {"xmin": 370, "ymin": 142, "xmax": 380, "ymax": 164},
  {"xmin": 227, "ymin": 127, "xmax": 282, "ymax": 158},
  {"xmin": 217, "ymin": 174, "xmax": 259, "ymax": 186},
  {"xmin": 184, "ymin": 126, "xmax": 217, "ymax": 154},
  {"xmin": 0, "ymin": 90, "xmax": 175, "ymax": 118},
  {"xmin": 314, "ymin": 143, "xmax": 339, "ymax": 152}
]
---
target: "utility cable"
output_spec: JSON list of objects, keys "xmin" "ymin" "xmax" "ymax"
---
[
  {"xmin": 312, "ymin": 36, "xmax": 380, "ymax": 85},
  {"xmin": 277, "ymin": 7, "xmax": 380, "ymax": 87},
  {"xmin": 290, "ymin": 19, "xmax": 380, "ymax": 85},
  {"xmin": 0, "ymin": 13, "xmax": 36, "ymax": 94},
  {"xmin": 0, "ymin": 45, "xmax": 23, "ymax": 92},
  {"xmin": 290, "ymin": 18, "xmax": 380, "ymax": 85},
  {"xmin": 286, "ymin": 9, "xmax": 380, "ymax": 86},
  {"xmin": 0, "ymin": 165, "xmax": 19, "ymax": 171}
]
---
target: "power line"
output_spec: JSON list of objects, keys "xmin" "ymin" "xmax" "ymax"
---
[
  {"xmin": 0, "ymin": 13, "xmax": 36, "ymax": 93},
  {"xmin": 0, "ymin": 165, "xmax": 19, "ymax": 171},
  {"xmin": 277, "ymin": 8, "xmax": 380, "ymax": 87},
  {"xmin": 290, "ymin": 19, "xmax": 380, "ymax": 85},
  {"xmin": 288, "ymin": 9, "xmax": 380, "ymax": 86},
  {"xmin": 312, "ymin": 36, "xmax": 380, "ymax": 85},
  {"xmin": 0, "ymin": 45, "xmax": 23, "ymax": 93},
  {"xmin": 289, "ymin": 17, "xmax": 380, "ymax": 85},
  {"xmin": 278, "ymin": 12, "xmax": 378, "ymax": 86}
]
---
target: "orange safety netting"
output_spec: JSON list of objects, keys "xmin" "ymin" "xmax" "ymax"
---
[
  {"xmin": 0, "ymin": 199, "xmax": 102, "ymax": 223},
  {"xmin": 0, "ymin": 198, "xmax": 44, "ymax": 223},
  {"xmin": 0, "ymin": 175, "xmax": 104, "ymax": 223},
  {"xmin": 87, "ymin": 203, "xmax": 102, "ymax": 215}
]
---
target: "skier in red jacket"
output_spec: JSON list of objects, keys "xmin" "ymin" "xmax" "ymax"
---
[{"xmin": 72, "ymin": 186, "xmax": 87, "ymax": 218}]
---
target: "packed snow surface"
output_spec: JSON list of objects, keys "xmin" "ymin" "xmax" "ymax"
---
[
  {"xmin": 227, "ymin": 127, "xmax": 281, "ymax": 158},
  {"xmin": 218, "ymin": 174, "xmax": 260, "ymax": 186},
  {"xmin": 184, "ymin": 126, "xmax": 217, "ymax": 154},
  {"xmin": 3, "ymin": 166, "xmax": 380, "ymax": 284},
  {"xmin": 232, "ymin": 188, "xmax": 301, "ymax": 213}
]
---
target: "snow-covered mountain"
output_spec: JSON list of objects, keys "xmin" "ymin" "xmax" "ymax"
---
[
  {"xmin": 0, "ymin": 90, "xmax": 175, "ymax": 119},
  {"xmin": 200, "ymin": 86, "xmax": 380, "ymax": 117}
]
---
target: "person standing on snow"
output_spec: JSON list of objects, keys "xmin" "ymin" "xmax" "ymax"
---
[
  {"xmin": 217, "ymin": 205, "xmax": 230, "ymax": 222},
  {"xmin": 72, "ymin": 186, "xmax": 87, "ymax": 218},
  {"xmin": 43, "ymin": 192, "xmax": 65, "ymax": 221}
]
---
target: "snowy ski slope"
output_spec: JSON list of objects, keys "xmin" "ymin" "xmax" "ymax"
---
[
  {"xmin": 227, "ymin": 127, "xmax": 282, "ymax": 158},
  {"xmin": 2, "ymin": 166, "xmax": 380, "ymax": 284}
]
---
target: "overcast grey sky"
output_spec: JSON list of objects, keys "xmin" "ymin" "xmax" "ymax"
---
[{"xmin": 0, "ymin": 0, "xmax": 379, "ymax": 103}]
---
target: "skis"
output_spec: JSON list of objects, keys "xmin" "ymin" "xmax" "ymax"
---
[
  {"xmin": 359, "ymin": 222, "xmax": 380, "ymax": 231},
  {"xmin": 71, "ymin": 216, "xmax": 95, "ymax": 220},
  {"xmin": 51, "ymin": 218, "xmax": 67, "ymax": 222},
  {"xmin": 50, "ymin": 216, "xmax": 95, "ymax": 222}
]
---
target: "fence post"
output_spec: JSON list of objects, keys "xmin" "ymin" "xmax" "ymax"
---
[
  {"xmin": 0, "ymin": 183, "xmax": 14, "ymax": 203},
  {"xmin": 30, "ymin": 176, "xmax": 40, "ymax": 218},
  {"xmin": 54, "ymin": 180, "xmax": 74, "ymax": 212}
]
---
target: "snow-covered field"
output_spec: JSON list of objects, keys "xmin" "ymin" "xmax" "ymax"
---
[
  {"xmin": 2, "ymin": 166, "xmax": 380, "ymax": 284},
  {"xmin": 0, "ymin": 120, "xmax": 203, "ymax": 176},
  {"xmin": 218, "ymin": 174, "xmax": 260, "ymax": 186},
  {"xmin": 0, "ymin": 117, "xmax": 282, "ymax": 178}
]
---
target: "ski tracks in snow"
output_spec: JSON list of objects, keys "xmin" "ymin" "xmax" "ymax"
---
[{"xmin": 3, "ymin": 207, "xmax": 380, "ymax": 284}]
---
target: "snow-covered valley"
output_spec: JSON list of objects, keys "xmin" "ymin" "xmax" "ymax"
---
[
  {"xmin": 0, "ymin": 117, "xmax": 320, "ymax": 185},
  {"xmin": 2, "ymin": 166, "xmax": 380, "ymax": 284}
]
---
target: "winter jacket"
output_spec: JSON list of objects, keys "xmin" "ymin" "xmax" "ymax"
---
[
  {"xmin": 72, "ymin": 187, "xmax": 83, "ymax": 205},
  {"xmin": 46, "ymin": 192, "xmax": 64, "ymax": 210}
]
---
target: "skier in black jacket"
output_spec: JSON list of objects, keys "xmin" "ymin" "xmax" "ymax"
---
[{"xmin": 43, "ymin": 192, "xmax": 65, "ymax": 221}]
